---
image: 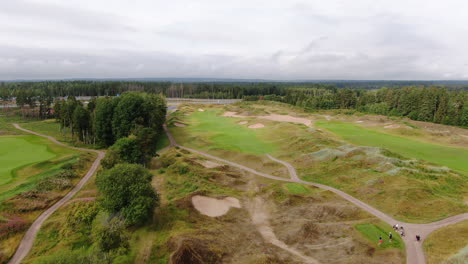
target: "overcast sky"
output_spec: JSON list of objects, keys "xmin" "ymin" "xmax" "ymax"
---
[{"xmin": 1, "ymin": 0, "xmax": 468, "ymax": 80}]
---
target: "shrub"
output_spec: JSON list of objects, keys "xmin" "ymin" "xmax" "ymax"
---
[
  {"xmin": 96, "ymin": 164, "xmax": 158, "ymax": 225},
  {"xmin": 92, "ymin": 217, "xmax": 129, "ymax": 252},
  {"xmin": 65, "ymin": 202, "xmax": 99, "ymax": 231},
  {"xmin": 0, "ymin": 214, "xmax": 28, "ymax": 239}
]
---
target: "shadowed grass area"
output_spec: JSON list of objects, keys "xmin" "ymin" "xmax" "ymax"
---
[
  {"xmin": 424, "ymin": 220, "xmax": 468, "ymax": 264},
  {"xmin": 172, "ymin": 110, "xmax": 276, "ymax": 155},
  {"xmin": 316, "ymin": 121, "xmax": 468, "ymax": 172},
  {"xmin": 155, "ymin": 132, "xmax": 170, "ymax": 152},
  {"xmin": 355, "ymin": 223, "xmax": 403, "ymax": 250}
]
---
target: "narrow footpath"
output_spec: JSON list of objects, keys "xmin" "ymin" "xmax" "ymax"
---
[
  {"xmin": 8, "ymin": 124, "xmax": 105, "ymax": 264},
  {"xmin": 163, "ymin": 125, "xmax": 468, "ymax": 264}
]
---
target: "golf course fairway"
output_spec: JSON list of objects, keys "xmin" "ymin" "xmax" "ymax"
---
[
  {"xmin": 176, "ymin": 110, "xmax": 276, "ymax": 155},
  {"xmin": 317, "ymin": 121, "xmax": 468, "ymax": 172},
  {"xmin": 0, "ymin": 136, "xmax": 55, "ymax": 186}
]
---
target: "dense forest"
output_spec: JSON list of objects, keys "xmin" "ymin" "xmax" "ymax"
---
[
  {"xmin": 54, "ymin": 92, "xmax": 166, "ymax": 150},
  {"xmin": 0, "ymin": 81, "xmax": 467, "ymax": 127}
]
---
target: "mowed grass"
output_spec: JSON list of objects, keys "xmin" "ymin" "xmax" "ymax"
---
[
  {"xmin": 0, "ymin": 136, "xmax": 55, "ymax": 186},
  {"xmin": 174, "ymin": 110, "xmax": 276, "ymax": 155},
  {"xmin": 424, "ymin": 220, "xmax": 468, "ymax": 264},
  {"xmin": 355, "ymin": 223, "xmax": 403, "ymax": 250},
  {"xmin": 0, "ymin": 134, "xmax": 79, "ymax": 200},
  {"xmin": 316, "ymin": 121, "xmax": 468, "ymax": 172}
]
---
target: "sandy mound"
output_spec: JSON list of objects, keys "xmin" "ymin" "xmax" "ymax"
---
[
  {"xmin": 238, "ymin": 121, "xmax": 248, "ymax": 125},
  {"xmin": 198, "ymin": 108, "xmax": 204, "ymax": 112},
  {"xmin": 192, "ymin": 195, "xmax": 241, "ymax": 217},
  {"xmin": 384, "ymin": 124, "xmax": 400, "ymax": 129},
  {"xmin": 174, "ymin": 122, "xmax": 187, "ymax": 127},
  {"xmin": 248, "ymin": 123, "xmax": 265, "ymax": 129},
  {"xmin": 199, "ymin": 160, "xmax": 222, "ymax": 168},
  {"xmin": 355, "ymin": 121, "xmax": 363, "ymax": 123},
  {"xmin": 258, "ymin": 114, "xmax": 312, "ymax": 126}
]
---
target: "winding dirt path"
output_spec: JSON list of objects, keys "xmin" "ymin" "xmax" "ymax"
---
[
  {"xmin": 8, "ymin": 124, "xmax": 105, "ymax": 264},
  {"xmin": 163, "ymin": 125, "xmax": 468, "ymax": 264}
]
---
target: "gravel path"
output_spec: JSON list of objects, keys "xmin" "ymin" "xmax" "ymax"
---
[
  {"xmin": 163, "ymin": 124, "xmax": 468, "ymax": 264},
  {"xmin": 8, "ymin": 124, "xmax": 105, "ymax": 264}
]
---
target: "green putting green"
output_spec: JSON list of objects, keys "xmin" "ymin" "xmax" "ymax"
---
[
  {"xmin": 316, "ymin": 121, "xmax": 468, "ymax": 172},
  {"xmin": 0, "ymin": 136, "xmax": 55, "ymax": 186},
  {"xmin": 355, "ymin": 223, "xmax": 403, "ymax": 249},
  {"xmin": 178, "ymin": 110, "xmax": 276, "ymax": 155}
]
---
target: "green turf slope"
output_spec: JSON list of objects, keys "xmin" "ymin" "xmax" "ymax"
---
[
  {"xmin": 316, "ymin": 121, "xmax": 468, "ymax": 172},
  {"xmin": 0, "ymin": 136, "xmax": 55, "ymax": 186}
]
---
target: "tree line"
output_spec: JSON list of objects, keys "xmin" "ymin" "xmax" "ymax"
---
[
  {"xmin": 250, "ymin": 86, "xmax": 467, "ymax": 127},
  {"xmin": 1, "ymin": 81, "xmax": 466, "ymax": 127}
]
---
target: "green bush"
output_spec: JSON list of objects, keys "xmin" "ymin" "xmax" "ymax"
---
[{"xmin": 96, "ymin": 164, "xmax": 158, "ymax": 225}]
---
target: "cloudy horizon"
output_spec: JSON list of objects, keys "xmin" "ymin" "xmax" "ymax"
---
[{"xmin": 1, "ymin": 0, "xmax": 468, "ymax": 80}]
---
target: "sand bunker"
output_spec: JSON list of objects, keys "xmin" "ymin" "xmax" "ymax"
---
[
  {"xmin": 199, "ymin": 160, "xmax": 222, "ymax": 168},
  {"xmin": 223, "ymin": 111, "xmax": 242, "ymax": 117},
  {"xmin": 224, "ymin": 111, "xmax": 311, "ymax": 126},
  {"xmin": 198, "ymin": 108, "xmax": 205, "ymax": 112},
  {"xmin": 238, "ymin": 121, "xmax": 248, "ymax": 125},
  {"xmin": 248, "ymin": 123, "xmax": 265, "ymax": 129},
  {"xmin": 355, "ymin": 121, "xmax": 364, "ymax": 123},
  {"xmin": 384, "ymin": 124, "xmax": 401, "ymax": 129},
  {"xmin": 174, "ymin": 122, "xmax": 187, "ymax": 127},
  {"xmin": 192, "ymin": 195, "xmax": 241, "ymax": 217},
  {"xmin": 257, "ymin": 114, "xmax": 312, "ymax": 126}
]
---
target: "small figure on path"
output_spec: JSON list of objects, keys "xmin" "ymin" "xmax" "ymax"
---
[
  {"xmin": 389, "ymin": 232, "xmax": 393, "ymax": 242},
  {"xmin": 416, "ymin": 235, "xmax": 421, "ymax": 241},
  {"xmin": 400, "ymin": 230, "xmax": 405, "ymax": 237}
]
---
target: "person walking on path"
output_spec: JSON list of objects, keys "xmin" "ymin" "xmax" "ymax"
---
[{"xmin": 416, "ymin": 235, "xmax": 421, "ymax": 241}]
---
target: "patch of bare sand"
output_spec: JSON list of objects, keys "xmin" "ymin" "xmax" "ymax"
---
[
  {"xmin": 384, "ymin": 124, "xmax": 413, "ymax": 129},
  {"xmin": 192, "ymin": 195, "xmax": 241, "ymax": 217},
  {"xmin": 198, "ymin": 108, "xmax": 205, "ymax": 112},
  {"xmin": 257, "ymin": 114, "xmax": 312, "ymax": 126},
  {"xmin": 248, "ymin": 123, "xmax": 265, "ymax": 129},
  {"xmin": 224, "ymin": 111, "xmax": 312, "ymax": 126},
  {"xmin": 238, "ymin": 121, "xmax": 248, "ymax": 125},
  {"xmin": 223, "ymin": 111, "xmax": 242, "ymax": 117},
  {"xmin": 174, "ymin": 122, "xmax": 186, "ymax": 127},
  {"xmin": 247, "ymin": 197, "xmax": 320, "ymax": 264},
  {"xmin": 199, "ymin": 160, "xmax": 222, "ymax": 168}
]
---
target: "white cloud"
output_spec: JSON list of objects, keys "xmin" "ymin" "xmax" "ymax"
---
[{"xmin": 0, "ymin": 0, "xmax": 467, "ymax": 80}]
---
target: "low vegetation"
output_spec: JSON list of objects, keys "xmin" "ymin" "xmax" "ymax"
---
[
  {"xmin": 24, "ymin": 149, "xmax": 404, "ymax": 263},
  {"xmin": 424, "ymin": 220, "xmax": 468, "ymax": 264}
]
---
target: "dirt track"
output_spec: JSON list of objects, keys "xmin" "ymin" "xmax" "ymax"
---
[
  {"xmin": 163, "ymin": 124, "xmax": 468, "ymax": 264},
  {"xmin": 8, "ymin": 124, "xmax": 105, "ymax": 264}
]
